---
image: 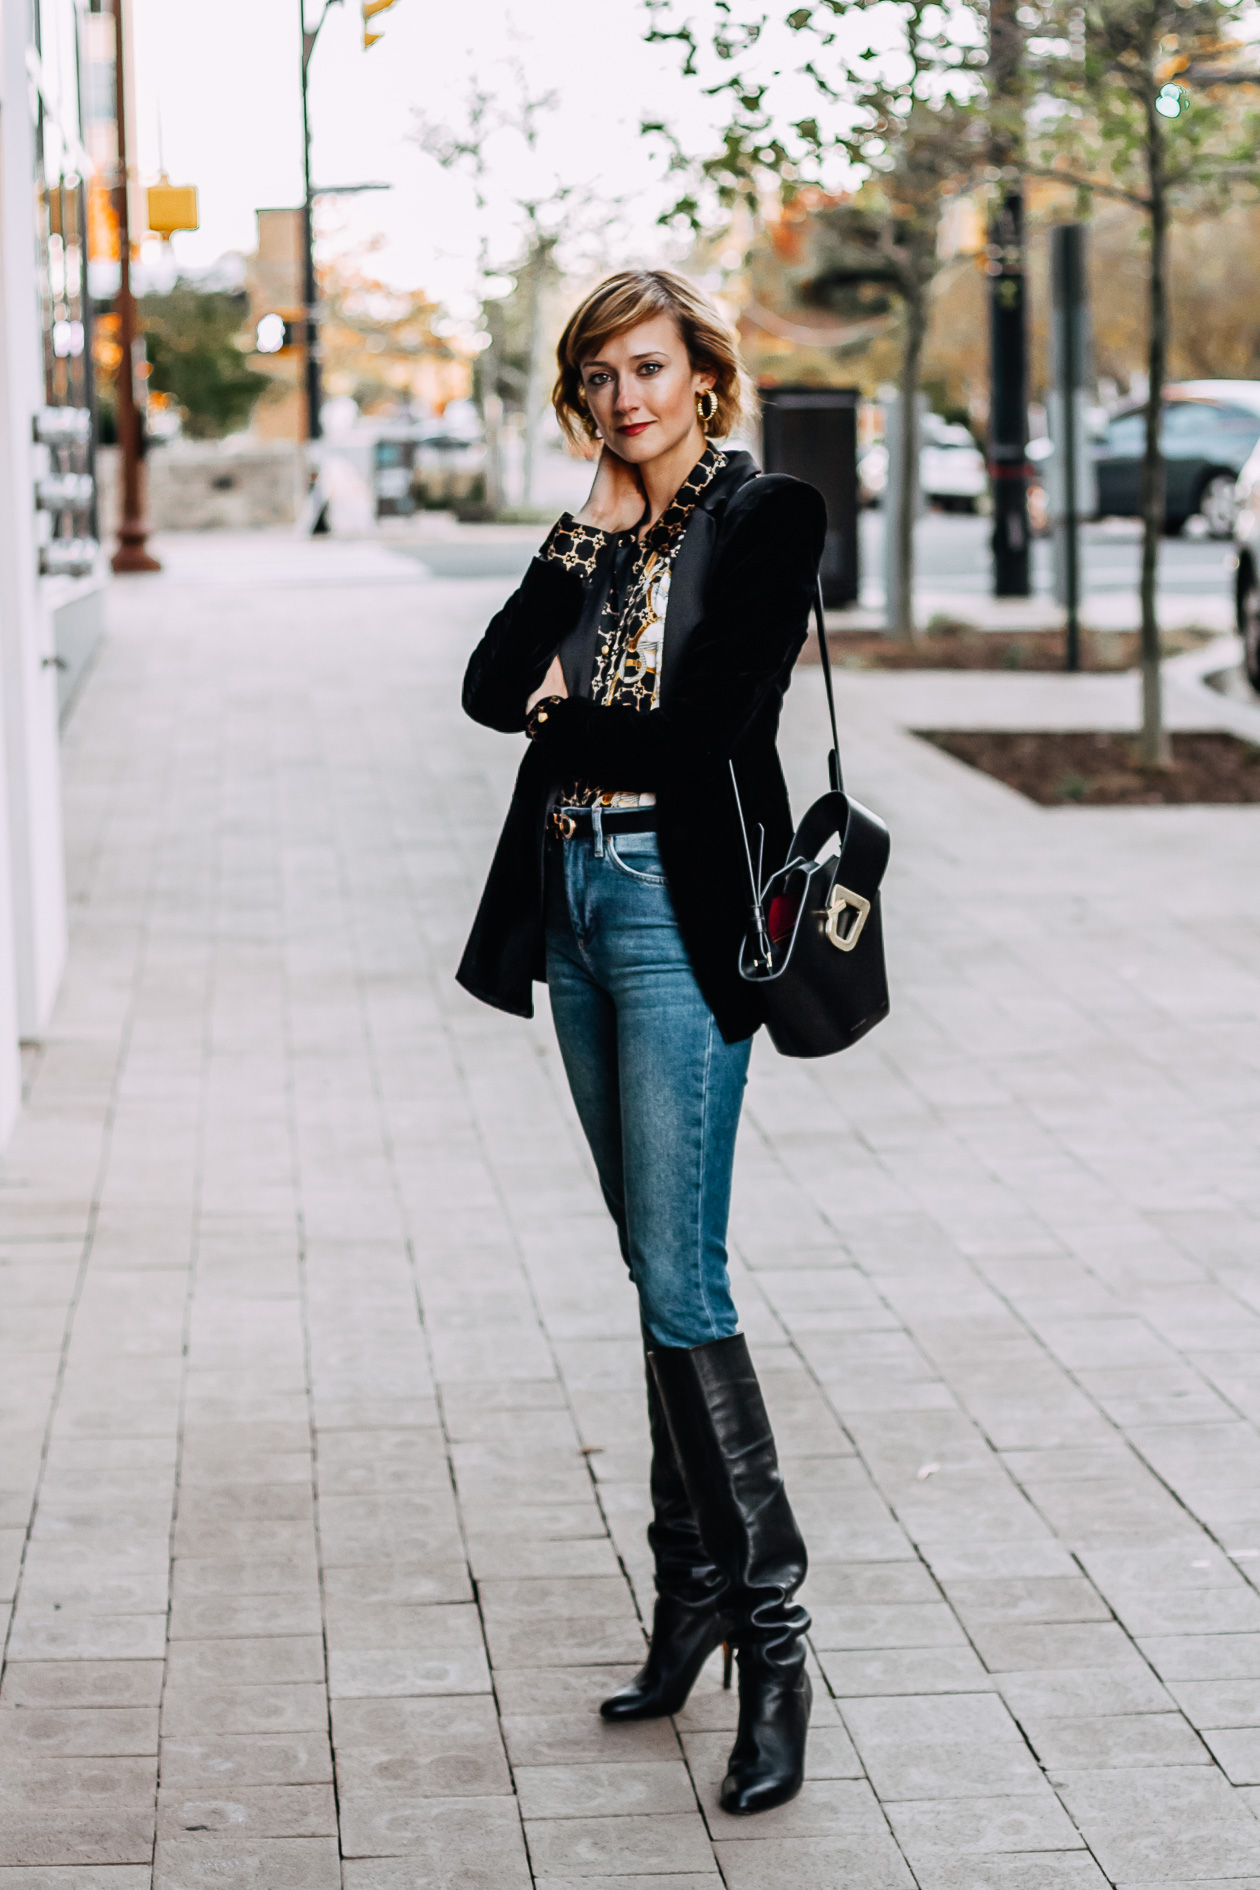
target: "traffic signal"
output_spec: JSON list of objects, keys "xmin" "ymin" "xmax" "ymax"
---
[
  {"xmin": 147, "ymin": 181, "xmax": 199, "ymax": 241},
  {"xmin": 255, "ymin": 313, "xmax": 300, "ymax": 355},
  {"xmin": 362, "ymin": 0, "xmax": 399, "ymax": 47}
]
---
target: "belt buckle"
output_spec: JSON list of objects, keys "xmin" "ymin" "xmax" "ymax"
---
[{"xmin": 553, "ymin": 811, "xmax": 577, "ymax": 839}]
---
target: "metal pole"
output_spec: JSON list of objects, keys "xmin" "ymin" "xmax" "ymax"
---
[
  {"xmin": 988, "ymin": 188, "xmax": 1031, "ymax": 597},
  {"xmin": 300, "ymin": 3, "xmax": 322, "ymax": 442},
  {"xmin": 881, "ymin": 391, "xmax": 905, "ymax": 633},
  {"xmin": 1052, "ymin": 224, "xmax": 1087, "ymax": 671},
  {"xmin": 111, "ymin": 0, "xmax": 160, "ymax": 573},
  {"xmin": 1062, "ymin": 345, "xmax": 1080, "ymax": 673},
  {"xmin": 987, "ymin": 0, "xmax": 1030, "ymax": 598},
  {"xmin": 881, "ymin": 390, "xmax": 920, "ymax": 632}
]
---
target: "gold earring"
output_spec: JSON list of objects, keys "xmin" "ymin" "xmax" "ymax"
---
[{"xmin": 696, "ymin": 388, "xmax": 718, "ymax": 428}]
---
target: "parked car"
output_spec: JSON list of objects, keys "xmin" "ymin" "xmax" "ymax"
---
[
  {"xmin": 1092, "ymin": 385, "xmax": 1260, "ymax": 537},
  {"xmin": 1230, "ymin": 444, "xmax": 1260, "ymax": 690},
  {"xmin": 859, "ymin": 413, "xmax": 988, "ymax": 511},
  {"xmin": 921, "ymin": 415, "xmax": 988, "ymax": 511}
]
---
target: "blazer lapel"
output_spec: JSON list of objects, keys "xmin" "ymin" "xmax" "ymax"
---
[{"xmin": 660, "ymin": 452, "xmax": 760, "ymax": 703}]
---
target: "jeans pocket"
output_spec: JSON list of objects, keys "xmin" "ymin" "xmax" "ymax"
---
[{"xmin": 605, "ymin": 833, "xmax": 668, "ymax": 884}]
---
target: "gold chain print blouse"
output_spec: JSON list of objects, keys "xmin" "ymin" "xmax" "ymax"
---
[{"xmin": 539, "ymin": 444, "xmax": 725, "ymax": 807}]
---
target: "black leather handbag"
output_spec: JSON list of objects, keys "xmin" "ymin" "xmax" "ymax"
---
[{"xmin": 731, "ymin": 583, "xmax": 890, "ymax": 1058}]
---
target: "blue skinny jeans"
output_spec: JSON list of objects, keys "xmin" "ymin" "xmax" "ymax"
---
[{"xmin": 544, "ymin": 826, "xmax": 751, "ymax": 1350}]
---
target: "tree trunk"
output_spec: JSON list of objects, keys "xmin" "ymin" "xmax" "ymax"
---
[
  {"xmin": 890, "ymin": 279, "xmax": 928, "ymax": 639},
  {"xmin": 1138, "ymin": 97, "xmax": 1171, "ymax": 767},
  {"xmin": 478, "ymin": 333, "xmax": 504, "ymax": 515},
  {"xmin": 522, "ymin": 246, "xmax": 546, "ymax": 514},
  {"xmin": 483, "ymin": 388, "xmax": 504, "ymax": 515}
]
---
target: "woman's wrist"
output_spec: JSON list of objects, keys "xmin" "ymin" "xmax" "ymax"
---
[
  {"xmin": 525, "ymin": 694, "xmax": 566, "ymax": 741},
  {"xmin": 525, "ymin": 694, "xmax": 594, "ymax": 764}
]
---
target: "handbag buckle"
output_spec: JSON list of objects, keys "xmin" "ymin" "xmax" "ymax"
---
[{"xmin": 821, "ymin": 882, "xmax": 870, "ymax": 952}]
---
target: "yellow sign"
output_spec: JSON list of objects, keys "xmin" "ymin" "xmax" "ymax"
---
[
  {"xmin": 362, "ymin": 0, "xmax": 399, "ymax": 47},
  {"xmin": 147, "ymin": 183, "xmax": 199, "ymax": 239}
]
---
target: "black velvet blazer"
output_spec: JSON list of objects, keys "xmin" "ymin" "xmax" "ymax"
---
[{"xmin": 457, "ymin": 450, "xmax": 828, "ymax": 1043}]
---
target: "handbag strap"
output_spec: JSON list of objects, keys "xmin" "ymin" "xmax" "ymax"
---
[
  {"xmin": 728, "ymin": 574, "xmax": 845, "ymax": 927},
  {"xmin": 813, "ymin": 578, "xmax": 843, "ymax": 793}
]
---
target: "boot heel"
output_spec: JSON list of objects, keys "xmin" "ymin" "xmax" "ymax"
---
[
  {"xmin": 722, "ymin": 1641, "xmax": 733, "ymax": 1689},
  {"xmin": 600, "ymin": 1602, "xmax": 728, "ymax": 1721}
]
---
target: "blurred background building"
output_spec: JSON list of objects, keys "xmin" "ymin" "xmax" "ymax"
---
[{"xmin": 0, "ymin": 0, "xmax": 115, "ymax": 1141}]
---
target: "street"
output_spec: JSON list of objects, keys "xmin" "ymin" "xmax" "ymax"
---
[
  {"xmin": 0, "ymin": 532, "xmax": 1257, "ymax": 1885},
  {"xmin": 395, "ymin": 459, "xmax": 1242, "ymax": 630},
  {"xmin": 870, "ymin": 510, "xmax": 1239, "ymax": 606}
]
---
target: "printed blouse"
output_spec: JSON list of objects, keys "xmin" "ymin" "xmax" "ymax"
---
[{"xmin": 540, "ymin": 444, "xmax": 726, "ymax": 808}]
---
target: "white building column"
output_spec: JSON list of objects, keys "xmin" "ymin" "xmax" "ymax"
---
[{"xmin": 0, "ymin": 0, "xmax": 69, "ymax": 1074}]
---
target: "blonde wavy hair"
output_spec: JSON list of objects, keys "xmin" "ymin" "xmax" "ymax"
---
[{"xmin": 552, "ymin": 269, "xmax": 752, "ymax": 451}]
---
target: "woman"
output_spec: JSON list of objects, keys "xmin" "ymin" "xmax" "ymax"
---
[{"xmin": 458, "ymin": 270, "xmax": 826, "ymax": 1816}]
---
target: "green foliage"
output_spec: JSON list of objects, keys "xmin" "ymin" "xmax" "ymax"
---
[
  {"xmin": 1027, "ymin": 0, "xmax": 1260, "ymax": 208},
  {"xmin": 643, "ymin": 1, "xmax": 991, "ymax": 303},
  {"xmin": 138, "ymin": 284, "xmax": 270, "ymax": 440},
  {"xmin": 644, "ymin": 0, "xmax": 992, "ymax": 636},
  {"xmin": 1024, "ymin": 0, "xmax": 1260, "ymax": 760},
  {"xmin": 804, "ymin": 204, "xmax": 900, "ymax": 320}
]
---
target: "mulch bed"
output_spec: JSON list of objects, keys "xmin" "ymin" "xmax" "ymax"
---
[
  {"xmin": 917, "ymin": 729, "xmax": 1260, "ymax": 804},
  {"xmin": 801, "ymin": 620, "xmax": 1215, "ymax": 672}
]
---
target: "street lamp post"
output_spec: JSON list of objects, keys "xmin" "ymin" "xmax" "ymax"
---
[
  {"xmin": 111, "ymin": 0, "xmax": 160, "ymax": 573},
  {"xmin": 987, "ymin": 0, "xmax": 1031, "ymax": 598},
  {"xmin": 1051, "ymin": 224, "xmax": 1090, "ymax": 672},
  {"xmin": 299, "ymin": 0, "xmax": 339, "ymax": 443},
  {"xmin": 299, "ymin": 0, "xmax": 400, "ymax": 443},
  {"xmin": 987, "ymin": 186, "xmax": 1031, "ymax": 597}
]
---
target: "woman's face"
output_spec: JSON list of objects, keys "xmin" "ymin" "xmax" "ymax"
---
[{"xmin": 578, "ymin": 314, "xmax": 715, "ymax": 466}]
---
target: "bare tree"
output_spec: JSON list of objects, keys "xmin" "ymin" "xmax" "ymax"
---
[
  {"xmin": 417, "ymin": 74, "xmax": 619, "ymax": 512},
  {"xmin": 415, "ymin": 83, "xmax": 506, "ymax": 504},
  {"xmin": 644, "ymin": 0, "xmax": 989, "ymax": 637}
]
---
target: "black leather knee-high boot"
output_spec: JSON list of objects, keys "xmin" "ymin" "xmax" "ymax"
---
[
  {"xmin": 601, "ymin": 1345, "xmax": 733, "ymax": 1720},
  {"xmin": 649, "ymin": 1334, "xmax": 811, "ymax": 1815}
]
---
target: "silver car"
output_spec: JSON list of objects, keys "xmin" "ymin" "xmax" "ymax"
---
[{"xmin": 858, "ymin": 413, "xmax": 987, "ymax": 512}]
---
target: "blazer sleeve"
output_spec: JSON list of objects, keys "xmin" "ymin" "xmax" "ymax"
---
[
  {"xmin": 462, "ymin": 556, "xmax": 587, "ymax": 734},
  {"xmin": 530, "ymin": 478, "xmax": 826, "ymax": 782}
]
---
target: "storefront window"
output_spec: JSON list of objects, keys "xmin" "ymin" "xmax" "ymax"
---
[{"xmin": 31, "ymin": 0, "xmax": 99, "ymax": 572}]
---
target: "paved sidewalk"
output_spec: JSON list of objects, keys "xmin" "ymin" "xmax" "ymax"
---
[
  {"xmin": 831, "ymin": 592, "xmax": 1239, "ymax": 635},
  {"xmin": 1, "ymin": 531, "xmax": 1259, "ymax": 1889}
]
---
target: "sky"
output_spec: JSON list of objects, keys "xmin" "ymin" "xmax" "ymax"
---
[{"xmin": 129, "ymin": 0, "xmax": 727, "ymax": 315}]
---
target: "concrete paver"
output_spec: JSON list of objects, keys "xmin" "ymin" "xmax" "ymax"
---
[{"xmin": 0, "ymin": 529, "xmax": 1257, "ymax": 1883}]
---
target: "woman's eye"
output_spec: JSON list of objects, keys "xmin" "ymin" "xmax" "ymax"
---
[
  {"xmin": 586, "ymin": 373, "xmax": 609, "ymax": 389},
  {"xmin": 640, "ymin": 362, "xmax": 662, "ymax": 376}
]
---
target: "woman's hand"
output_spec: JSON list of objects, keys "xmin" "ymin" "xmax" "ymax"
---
[
  {"xmin": 573, "ymin": 446, "xmax": 646, "ymax": 535},
  {"xmin": 526, "ymin": 654, "xmax": 567, "ymax": 715}
]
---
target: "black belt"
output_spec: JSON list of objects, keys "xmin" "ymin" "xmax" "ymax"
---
[{"xmin": 550, "ymin": 804, "xmax": 657, "ymax": 840}]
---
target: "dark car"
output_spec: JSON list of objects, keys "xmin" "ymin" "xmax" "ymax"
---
[{"xmin": 1093, "ymin": 394, "xmax": 1260, "ymax": 537}]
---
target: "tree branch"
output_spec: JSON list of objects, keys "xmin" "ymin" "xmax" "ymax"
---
[
  {"xmin": 1181, "ymin": 62, "xmax": 1260, "ymax": 86},
  {"xmin": 1021, "ymin": 163, "xmax": 1151, "ymax": 208}
]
